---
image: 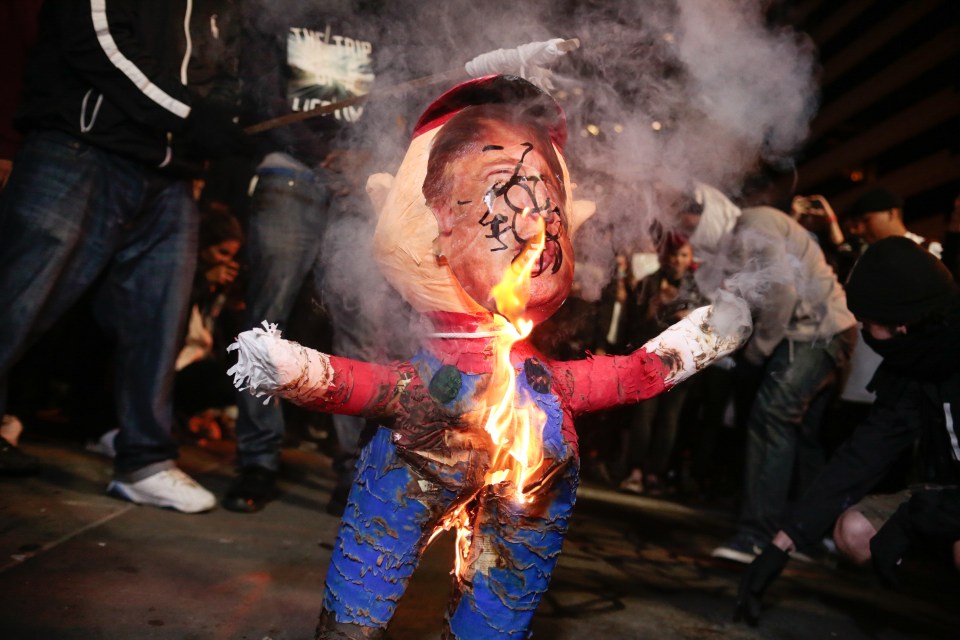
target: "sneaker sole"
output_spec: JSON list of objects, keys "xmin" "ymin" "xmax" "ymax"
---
[
  {"xmin": 107, "ymin": 481, "xmax": 215, "ymax": 514},
  {"xmin": 711, "ymin": 546, "xmax": 760, "ymax": 564}
]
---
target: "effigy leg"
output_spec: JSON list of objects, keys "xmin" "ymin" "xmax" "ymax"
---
[
  {"xmin": 444, "ymin": 455, "xmax": 579, "ymax": 639},
  {"xmin": 316, "ymin": 425, "xmax": 480, "ymax": 639}
]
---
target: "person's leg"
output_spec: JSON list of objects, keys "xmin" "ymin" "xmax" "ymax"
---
[
  {"xmin": 690, "ymin": 364, "xmax": 735, "ymax": 489},
  {"xmin": 622, "ymin": 397, "xmax": 657, "ymax": 492},
  {"xmin": 96, "ymin": 171, "xmax": 214, "ymax": 513},
  {"xmin": 796, "ymin": 328, "xmax": 856, "ymax": 496},
  {"xmin": 833, "ymin": 509, "xmax": 876, "ymax": 565},
  {"xmin": 794, "ymin": 381, "xmax": 833, "ymax": 495},
  {"xmin": 322, "ymin": 242, "xmax": 383, "ymax": 512},
  {"xmin": 233, "ymin": 172, "xmax": 332, "ymax": 472},
  {"xmin": 445, "ymin": 455, "xmax": 579, "ymax": 639},
  {"xmin": 645, "ymin": 380, "xmax": 692, "ymax": 483},
  {"xmin": 0, "ymin": 131, "xmax": 117, "ymax": 418},
  {"xmin": 737, "ymin": 340, "xmax": 840, "ymax": 543},
  {"xmin": 106, "ymin": 172, "xmax": 198, "ymax": 477},
  {"xmin": 834, "ymin": 489, "xmax": 911, "ymax": 565}
]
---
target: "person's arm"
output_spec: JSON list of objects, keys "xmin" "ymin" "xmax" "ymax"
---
[
  {"xmin": 734, "ymin": 373, "xmax": 919, "ymax": 625},
  {"xmin": 791, "ymin": 194, "xmax": 845, "ymax": 247},
  {"xmin": 782, "ymin": 377, "xmax": 920, "ymax": 549},
  {"xmin": 52, "ymin": 0, "xmax": 195, "ymax": 132},
  {"xmin": 740, "ymin": 229, "xmax": 797, "ymax": 366}
]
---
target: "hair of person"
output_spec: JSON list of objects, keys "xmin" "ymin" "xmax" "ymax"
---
[
  {"xmin": 199, "ymin": 210, "xmax": 244, "ymax": 248},
  {"xmin": 658, "ymin": 230, "xmax": 691, "ymax": 261}
]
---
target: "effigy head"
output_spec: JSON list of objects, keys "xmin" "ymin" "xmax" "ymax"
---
[{"xmin": 369, "ymin": 75, "xmax": 594, "ymax": 325}]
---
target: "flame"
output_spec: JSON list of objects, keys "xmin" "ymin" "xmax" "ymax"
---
[
  {"xmin": 430, "ymin": 213, "xmax": 549, "ymax": 581},
  {"xmin": 482, "ymin": 213, "xmax": 547, "ymax": 504}
]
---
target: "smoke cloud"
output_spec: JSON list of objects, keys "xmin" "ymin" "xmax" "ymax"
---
[{"xmin": 256, "ymin": 0, "xmax": 820, "ymax": 355}]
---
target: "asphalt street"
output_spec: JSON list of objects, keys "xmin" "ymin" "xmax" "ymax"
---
[{"xmin": 1, "ymin": 435, "xmax": 957, "ymax": 639}]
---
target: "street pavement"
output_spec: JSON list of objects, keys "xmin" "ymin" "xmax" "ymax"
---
[{"xmin": 1, "ymin": 434, "xmax": 957, "ymax": 639}]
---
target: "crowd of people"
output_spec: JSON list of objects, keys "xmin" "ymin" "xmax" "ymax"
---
[{"xmin": 0, "ymin": 0, "xmax": 957, "ymax": 637}]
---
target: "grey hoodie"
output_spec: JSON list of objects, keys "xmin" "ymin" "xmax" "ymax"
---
[{"xmin": 690, "ymin": 184, "xmax": 856, "ymax": 364}]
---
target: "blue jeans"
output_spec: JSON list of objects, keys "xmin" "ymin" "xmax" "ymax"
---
[
  {"xmin": 235, "ymin": 168, "xmax": 370, "ymax": 470},
  {"xmin": 320, "ymin": 425, "xmax": 579, "ymax": 638},
  {"xmin": 0, "ymin": 130, "xmax": 198, "ymax": 475},
  {"xmin": 739, "ymin": 328, "xmax": 857, "ymax": 540}
]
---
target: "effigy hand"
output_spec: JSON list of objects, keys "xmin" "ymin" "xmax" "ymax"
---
[
  {"xmin": 641, "ymin": 293, "xmax": 752, "ymax": 387},
  {"xmin": 227, "ymin": 321, "xmax": 335, "ymax": 405}
]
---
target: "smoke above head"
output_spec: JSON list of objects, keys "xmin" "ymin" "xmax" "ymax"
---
[
  {"xmin": 267, "ymin": 0, "xmax": 819, "ymax": 354},
  {"xmin": 547, "ymin": 0, "xmax": 818, "ymax": 299}
]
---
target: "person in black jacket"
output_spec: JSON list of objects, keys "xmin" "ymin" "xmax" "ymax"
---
[
  {"xmin": 0, "ymin": 0, "xmax": 246, "ymax": 511},
  {"xmin": 734, "ymin": 236, "xmax": 960, "ymax": 625}
]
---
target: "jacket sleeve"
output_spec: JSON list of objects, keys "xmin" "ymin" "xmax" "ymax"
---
[
  {"xmin": 782, "ymin": 375, "xmax": 921, "ymax": 549},
  {"xmin": 51, "ymin": 0, "xmax": 195, "ymax": 132}
]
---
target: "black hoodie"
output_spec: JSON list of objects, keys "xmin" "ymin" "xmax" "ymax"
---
[{"xmin": 15, "ymin": 0, "xmax": 239, "ymax": 176}]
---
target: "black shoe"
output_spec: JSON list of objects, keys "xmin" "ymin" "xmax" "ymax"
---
[
  {"xmin": 222, "ymin": 466, "xmax": 277, "ymax": 513},
  {"xmin": 325, "ymin": 480, "xmax": 350, "ymax": 517},
  {"xmin": 0, "ymin": 438, "xmax": 42, "ymax": 477}
]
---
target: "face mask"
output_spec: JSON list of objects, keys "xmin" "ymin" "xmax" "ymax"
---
[{"xmin": 861, "ymin": 320, "xmax": 956, "ymax": 379}]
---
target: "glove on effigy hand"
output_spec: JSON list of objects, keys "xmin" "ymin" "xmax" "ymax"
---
[
  {"xmin": 227, "ymin": 321, "xmax": 335, "ymax": 405},
  {"xmin": 733, "ymin": 544, "xmax": 789, "ymax": 626}
]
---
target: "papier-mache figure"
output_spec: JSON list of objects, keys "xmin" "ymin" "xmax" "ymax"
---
[{"xmin": 228, "ymin": 75, "xmax": 751, "ymax": 639}]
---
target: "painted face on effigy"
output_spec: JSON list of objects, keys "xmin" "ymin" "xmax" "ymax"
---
[{"xmin": 424, "ymin": 108, "xmax": 574, "ymax": 325}]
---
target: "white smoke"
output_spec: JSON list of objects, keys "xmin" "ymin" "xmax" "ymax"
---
[{"xmin": 251, "ymin": 0, "xmax": 820, "ymax": 354}]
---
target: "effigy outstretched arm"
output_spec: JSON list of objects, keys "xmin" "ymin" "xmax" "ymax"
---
[
  {"xmin": 557, "ymin": 298, "xmax": 752, "ymax": 415},
  {"xmin": 227, "ymin": 321, "xmax": 407, "ymax": 417}
]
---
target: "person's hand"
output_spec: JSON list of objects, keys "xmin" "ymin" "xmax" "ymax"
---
[
  {"xmin": 733, "ymin": 544, "xmax": 789, "ymax": 626},
  {"xmin": 792, "ymin": 194, "xmax": 845, "ymax": 245},
  {"xmin": 738, "ymin": 342, "xmax": 768, "ymax": 371},
  {"xmin": 205, "ymin": 260, "xmax": 239, "ymax": 287},
  {"xmin": 185, "ymin": 99, "xmax": 250, "ymax": 158},
  {"xmin": 0, "ymin": 158, "xmax": 13, "ymax": 190}
]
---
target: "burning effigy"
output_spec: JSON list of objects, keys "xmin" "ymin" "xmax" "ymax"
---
[{"xmin": 229, "ymin": 74, "xmax": 751, "ymax": 639}]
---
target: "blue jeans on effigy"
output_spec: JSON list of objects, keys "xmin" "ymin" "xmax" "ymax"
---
[
  {"xmin": 234, "ymin": 168, "xmax": 366, "ymax": 471},
  {"xmin": 739, "ymin": 329, "xmax": 856, "ymax": 541},
  {"xmin": 0, "ymin": 130, "xmax": 197, "ymax": 476},
  {"xmin": 320, "ymin": 426, "xmax": 579, "ymax": 640}
]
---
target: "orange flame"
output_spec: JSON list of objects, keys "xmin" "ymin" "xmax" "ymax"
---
[
  {"xmin": 429, "ymin": 213, "xmax": 549, "ymax": 580},
  {"xmin": 482, "ymin": 213, "xmax": 547, "ymax": 503}
]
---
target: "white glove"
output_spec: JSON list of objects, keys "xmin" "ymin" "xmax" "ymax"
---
[{"xmin": 227, "ymin": 321, "xmax": 335, "ymax": 405}]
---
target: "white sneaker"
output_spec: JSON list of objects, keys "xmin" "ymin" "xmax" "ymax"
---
[{"xmin": 108, "ymin": 468, "xmax": 216, "ymax": 513}]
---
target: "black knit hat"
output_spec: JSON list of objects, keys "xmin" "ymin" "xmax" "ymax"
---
[
  {"xmin": 844, "ymin": 187, "xmax": 903, "ymax": 220},
  {"xmin": 846, "ymin": 236, "xmax": 957, "ymax": 325}
]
